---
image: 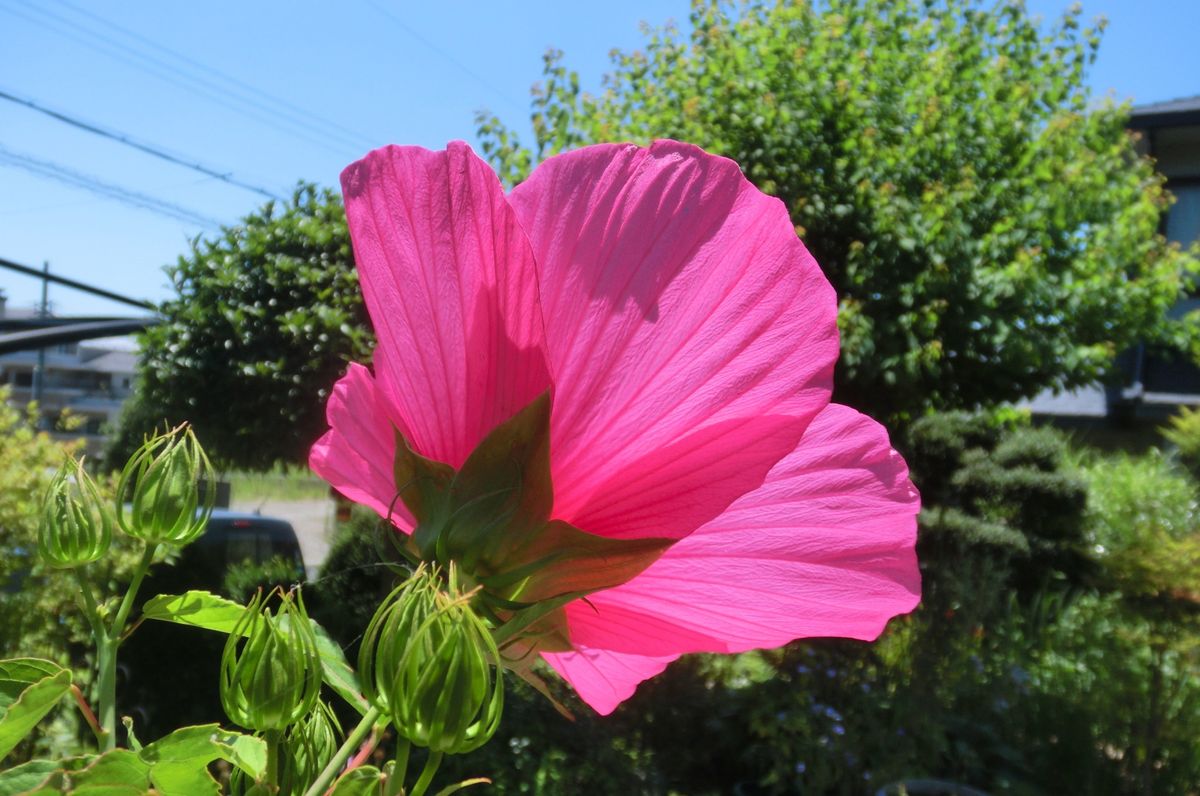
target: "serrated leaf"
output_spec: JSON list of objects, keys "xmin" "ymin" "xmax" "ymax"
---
[
  {"xmin": 0, "ymin": 659, "xmax": 67, "ymax": 714},
  {"xmin": 139, "ymin": 724, "xmax": 267, "ymax": 785},
  {"xmin": 68, "ymin": 748, "xmax": 151, "ymax": 794},
  {"xmin": 140, "ymin": 590, "xmax": 247, "ymax": 635},
  {"xmin": 0, "ymin": 668, "xmax": 72, "ymax": 760},
  {"xmin": 309, "ymin": 621, "xmax": 370, "ymax": 716},
  {"xmin": 0, "ymin": 758, "xmax": 64, "ymax": 796},
  {"xmin": 327, "ymin": 765, "xmax": 385, "ymax": 796}
]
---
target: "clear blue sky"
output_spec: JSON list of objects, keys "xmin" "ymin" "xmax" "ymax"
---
[{"xmin": 1, "ymin": 0, "xmax": 1197, "ymax": 317}]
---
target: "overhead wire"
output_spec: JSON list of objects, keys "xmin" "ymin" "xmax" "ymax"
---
[
  {"xmin": 363, "ymin": 0, "xmax": 529, "ymax": 113},
  {"xmin": 0, "ymin": 87, "xmax": 286, "ymax": 202},
  {"xmin": 0, "ymin": 144, "xmax": 222, "ymax": 229},
  {"xmin": 0, "ymin": 0, "xmax": 364, "ymax": 157},
  {"xmin": 52, "ymin": 0, "xmax": 377, "ymax": 153}
]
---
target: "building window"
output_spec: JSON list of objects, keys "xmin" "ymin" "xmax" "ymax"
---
[
  {"xmin": 14, "ymin": 372, "xmax": 32, "ymax": 388},
  {"xmin": 1167, "ymin": 183, "xmax": 1200, "ymax": 246}
]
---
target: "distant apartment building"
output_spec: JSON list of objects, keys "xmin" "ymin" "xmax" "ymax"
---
[{"xmin": 0, "ymin": 294, "xmax": 137, "ymax": 454}]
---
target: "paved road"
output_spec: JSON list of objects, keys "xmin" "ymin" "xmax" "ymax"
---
[{"xmin": 228, "ymin": 497, "xmax": 335, "ymax": 579}]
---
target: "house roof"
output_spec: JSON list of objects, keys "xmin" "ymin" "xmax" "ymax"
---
[{"xmin": 1130, "ymin": 95, "xmax": 1200, "ymax": 129}]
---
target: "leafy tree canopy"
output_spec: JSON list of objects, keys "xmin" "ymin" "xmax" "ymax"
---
[
  {"xmin": 109, "ymin": 185, "xmax": 372, "ymax": 471},
  {"xmin": 477, "ymin": 0, "xmax": 1199, "ymax": 422}
]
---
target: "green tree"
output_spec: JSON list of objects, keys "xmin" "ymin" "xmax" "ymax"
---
[
  {"xmin": 109, "ymin": 184, "xmax": 372, "ymax": 470},
  {"xmin": 477, "ymin": 0, "xmax": 1198, "ymax": 422}
]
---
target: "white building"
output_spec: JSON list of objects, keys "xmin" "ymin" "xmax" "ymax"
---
[{"xmin": 0, "ymin": 294, "xmax": 137, "ymax": 454}]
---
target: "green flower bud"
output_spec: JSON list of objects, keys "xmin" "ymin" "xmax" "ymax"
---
[
  {"xmin": 280, "ymin": 700, "xmax": 342, "ymax": 795},
  {"xmin": 117, "ymin": 423, "xmax": 215, "ymax": 547},
  {"xmin": 359, "ymin": 566, "xmax": 503, "ymax": 754},
  {"xmin": 221, "ymin": 590, "xmax": 322, "ymax": 732},
  {"xmin": 38, "ymin": 456, "xmax": 113, "ymax": 569}
]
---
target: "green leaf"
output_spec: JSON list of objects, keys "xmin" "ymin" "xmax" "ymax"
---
[
  {"xmin": 327, "ymin": 765, "xmax": 385, "ymax": 796},
  {"xmin": 68, "ymin": 749, "xmax": 151, "ymax": 795},
  {"xmin": 139, "ymin": 724, "xmax": 268, "ymax": 791},
  {"xmin": 0, "ymin": 666, "xmax": 71, "ymax": 760},
  {"xmin": 309, "ymin": 621, "xmax": 370, "ymax": 716},
  {"xmin": 0, "ymin": 659, "xmax": 67, "ymax": 713},
  {"xmin": 0, "ymin": 758, "xmax": 66, "ymax": 796},
  {"xmin": 434, "ymin": 778, "xmax": 491, "ymax": 796},
  {"xmin": 140, "ymin": 590, "xmax": 246, "ymax": 635}
]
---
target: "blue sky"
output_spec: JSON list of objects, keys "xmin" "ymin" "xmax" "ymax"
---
[{"xmin": 1, "ymin": 0, "xmax": 1197, "ymax": 317}]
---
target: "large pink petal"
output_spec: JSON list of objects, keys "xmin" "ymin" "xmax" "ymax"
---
[
  {"xmin": 509, "ymin": 140, "xmax": 839, "ymax": 541},
  {"xmin": 341, "ymin": 142, "xmax": 550, "ymax": 468},
  {"xmin": 308, "ymin": 363, "xmax": 414, "ymax": 531},
  {"xmin": 541, "ymin": 647, "xmax": 678, "ymax": 717},
  {"xmin": 544, "ymin": 403, "xmax": 920, "ymax": 710}
]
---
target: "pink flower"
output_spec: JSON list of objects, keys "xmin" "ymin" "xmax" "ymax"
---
[{"xmin": 311, "ymin": 140, "xmax": 920, "ymax": 715}]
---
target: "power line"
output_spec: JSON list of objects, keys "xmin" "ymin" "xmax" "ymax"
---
[
  {"xmin": 53, "ymin": 0, "xmax": 377, "ymax": 152},
  {"xmin": 0, "ymin": 144, "xmax": 222, "ymax": 228},
  {"xmin": 0, "ymin": 87, "xmax": 285, "ymax": 202},
  {"xmin": 0, "ymin": 0, "xmax": 364, "ymax": 157},
  {"xmin": 363, "ymin": 0, "xmax": 529, "ymax": 113}
]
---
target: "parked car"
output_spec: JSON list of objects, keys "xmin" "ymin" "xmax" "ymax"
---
[{"xmin": 153, "ymin": 509, "xmax": 305, "ymax": 595}]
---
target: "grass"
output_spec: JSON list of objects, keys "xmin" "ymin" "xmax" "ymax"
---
[{"xmin": 225, "ymin": 467, "xmax": 329, "ymax": 503}]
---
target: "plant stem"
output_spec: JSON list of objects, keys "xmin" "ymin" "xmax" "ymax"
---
[
  {"xmin": 74, "ymin": 570, "xmax": 105, "ymax": 645},
  {"xmin": 409, "ymin": 751, "xmax": 442, "ymax": 796},
  {"xmin": 110, "ymin": 544, "xmax": 158, "ymax": 640},
  {"xmin": 302, "ymin": 706, "xmax": 382, "ymax": 796},
  {"xmin": 96, "ymin": 543, "xmax": 157, "ymax": 750},
  {"xmin": 69, "ymin": 684, "xmax": 105, "ymax": 747},
  {"xmin": 385, "ymin": 739, "xmax": 411, "ymax": 796},
  {"xmin": 265, "ymin": 728, "xmax": 283, "ymax": 790}
]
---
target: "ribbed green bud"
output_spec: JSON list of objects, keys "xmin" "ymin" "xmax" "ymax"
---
[
  {"xmin": 221, "ymin": 590, "xmax": 322, "ymax": 732},
  {"xmin": 38, "ymin": 456, "xmax": 113, "ymax": 569},
  {"xmin": 279, "ymin": 700, "xmax": 342, "ymax": 795},
  {"xmin": 359, "ymin": 566, "xmax": 503, "ymax": 754},
  {"xmin": 117, "ymin": 423, "xmax": 215, "ymax": 547}
]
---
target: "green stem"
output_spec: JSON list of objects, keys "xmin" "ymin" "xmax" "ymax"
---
[
  {"xmin": 264, "ymin": 729, "xmax": 284, "ymax": 791},
  {"xmin": 302, "ymin": 706, "xmax": 382, "ymax": 796},
  {"xmin": 96, "ymin": 637, "xmax": 118, "ymax": 751},
  {"xmin": 409, "ymin": 751, "xmax": 442, "ymax": 796},
  {"xmin": 74, "ymin": 570, "xmax": 105, "ymax": 645},
  {"xmin": 109, "ymin": 544, "xmax": 158, "ymax": 640},
  {"xmin": 385, "ymin": 739, "xmax": 411, "ymax": 796},
  {"xmin": 96, "ymin": 543, "xmax": 157, "ymax": 750}
]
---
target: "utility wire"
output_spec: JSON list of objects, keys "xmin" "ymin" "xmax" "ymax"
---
[
  {"xmin": 0, "ymin": 144, "xmax": 221, "ymax": 229},
  {"xmin": 0, "ymin": 1, "xmax": 363, "ymax": 157},
  {"xmin": 53, "ymin": 0, "xmax": 377, "ymax": 152},
  {"xmin": 0, "ymin": 87, "xmax": 285, "ymax": 201},
  {"xmin": 364, "ymin": 0, "xmax": 529, "ymax": 113}
]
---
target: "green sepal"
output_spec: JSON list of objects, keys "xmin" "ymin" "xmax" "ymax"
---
[
  {"xmin": 0, "ymin": 658, "xmax": 72, "ymax": 761},
  {"xmin": 395, "ymin": 392, "xmax": 673, "ymax": 607}
]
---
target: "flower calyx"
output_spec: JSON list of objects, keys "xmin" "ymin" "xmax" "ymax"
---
[
  {"xmin": 359, "ymin": 565, "xmax": 503, "ymax": 754},
  {"xmin": 117, "ymin": 423, "xmax": 216, "ymax": 547},
  {"xmin": 220, "ymin": 588, "xmax": 322, "ymax": 733},
  {"xmin": 38, "ymin": 455, "xmax": 113, "ymax": 569},
  {"xmin": 393, "ymin": 392, "xmax": 674, "ymax": 613}
]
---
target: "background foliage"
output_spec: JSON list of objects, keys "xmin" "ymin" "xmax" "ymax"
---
[
  {"xmin": 477, "ymin": 0, "xmax": 1199, "ymax": 424},
  {"xmin": 107, "ymin": 184, "xmax": 371, "ymax": 471}
]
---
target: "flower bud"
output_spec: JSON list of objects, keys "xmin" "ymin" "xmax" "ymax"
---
[
  {"xmin": 279, "ymin": 700, "xmax": 342, "ymax": 795},
  {"xmin": 38, "ymin": 456, "xmax": 113, "ymax": 569},
  {"xmin": 220, "ymin": 590, "xmax": 322, "ymax": 732},
  {"xmin": 117, "ymin": 423, "xmax": 215, "ymax": 547},
  {"xmin": 359, "ymin": 566, "xmax": 503, "ymax": 754}
]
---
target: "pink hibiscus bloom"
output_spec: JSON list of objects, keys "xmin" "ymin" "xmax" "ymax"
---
[{"xmin": 311, "ymin": 140, "xmax": 920, "ymax": 715}]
